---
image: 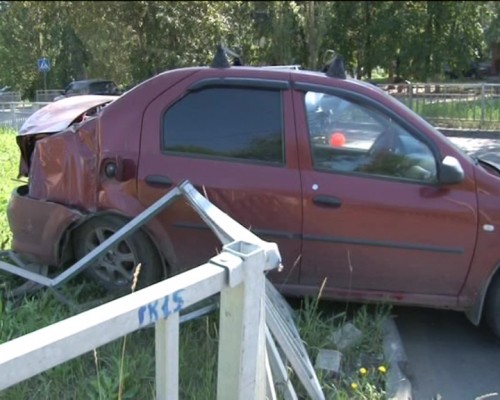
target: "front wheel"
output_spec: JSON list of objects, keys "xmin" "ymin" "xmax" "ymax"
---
[
  {"xmin": 484, "ymin": 274, "xmax": 500, "ymax": 338},
  {"xmin": 72, "ymin": 215, "xmax": 163, "ymax": 294}
]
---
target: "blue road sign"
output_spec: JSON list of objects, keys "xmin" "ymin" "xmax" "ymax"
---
[{"xmin": 38, "ymin": 58, "xmax": 50, "ymax": 72}]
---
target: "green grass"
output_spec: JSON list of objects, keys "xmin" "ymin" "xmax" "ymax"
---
[
  {"xmin": 0, "ymin": 127, "xmax": 389, "ymax": 399},
  {"xmin": 0, "ymin": 128, "xmax": 22, "ymax": 249},
  {"xmin": 292, "ymin": 296, "xmax": 390, "ymax": 399},
  {"xmin": 413, "ymin": 98, "xmax": 500, "ymax": 130}
]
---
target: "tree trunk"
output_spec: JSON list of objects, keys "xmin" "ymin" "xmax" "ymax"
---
[{"xmin": 306, "ymin": 1, "xmax": 318, "ymax": 70}]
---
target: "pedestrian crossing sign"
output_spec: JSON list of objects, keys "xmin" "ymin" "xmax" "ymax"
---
[{"xmin": 38, "ymin": 58, "xmax": 50, "ymax": 72}]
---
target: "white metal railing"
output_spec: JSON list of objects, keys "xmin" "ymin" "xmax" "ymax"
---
[
  {"xmin": 35, "ymin": 89, "xmax": 63, "ymax": 102},
  {"xmin": 0, "ymin": 101, "xmax": 50, "ymax": 131},
  {"xmin": 0, "ymin": 91, "xmax": 21, "ymax": 102},
  {"xmin": 0, "ymin": 181, "xmax": 324, "ymax": 399}
]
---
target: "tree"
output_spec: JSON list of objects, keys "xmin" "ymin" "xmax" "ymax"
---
[{"xmin": 0, "ymin": 0, "xmax": 494, "ymax": 99}]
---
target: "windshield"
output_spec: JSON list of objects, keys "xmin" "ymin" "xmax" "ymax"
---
[{"xmin": 377, "ymin": 88, "xmax": 477, "ymax": 162}]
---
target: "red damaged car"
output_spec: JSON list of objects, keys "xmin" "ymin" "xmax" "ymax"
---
[{"xmin": 7, "ymin": 52, "xmax": 500, "ymax": 337}]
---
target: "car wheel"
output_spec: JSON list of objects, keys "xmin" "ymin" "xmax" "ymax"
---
[
  {"xmin": 73, "ymin": 215, "xmax": 163, "ymax": 294},
  {"xmin": 484, "ymin": 274, "xmax": 500, "ymax": 338}
]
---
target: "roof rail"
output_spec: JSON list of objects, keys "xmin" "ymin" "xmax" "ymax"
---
[
  {"xmin": 260, "ymin": 65, "xmax": 302, "ymax": 71},
  {"xmin": 211, "ymin": 45, "xmax": 243, "ymax": 68},
  {"xmin": 325, "ymin": 54, "xmax": 346, "ymax": 79}
]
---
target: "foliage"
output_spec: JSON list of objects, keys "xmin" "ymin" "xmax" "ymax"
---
[
  {"xmin": 0, "ymin": 128, "xmax": 20, "ymax": 249},
  {"xmin": 483, "ymin": 1, "xmax": 500, "ymax": 46},
  {"xmin": 0, "ymin": 1, "xmax": 496, "ymax": 99}
]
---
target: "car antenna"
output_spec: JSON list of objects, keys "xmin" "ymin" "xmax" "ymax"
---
[
  {"xmin": 211, "ymin": 45, "xmax": 231, "ymax": 68},
  {"xmin": 326, "ymin": 54, "xmax": 346, "ymax": 79}
]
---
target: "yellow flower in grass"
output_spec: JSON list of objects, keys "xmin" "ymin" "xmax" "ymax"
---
[
  {"xmin": 359, "ymin": 367, "xmax": 367, "ymax": 376},
  {"xmin": 351, "ymin": 382, "xmax": 359, "ymax": 390},
  {"xmin": 378, "ymin": 365, "xmax": 387, "ymax": 374}
]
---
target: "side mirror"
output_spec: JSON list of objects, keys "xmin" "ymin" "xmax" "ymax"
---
[{"xmin": 439, "ymin": 156, "xmax": 464, "ymax": 185}]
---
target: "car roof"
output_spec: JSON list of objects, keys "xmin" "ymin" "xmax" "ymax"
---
[
  {"xmin": 107, "ymin": 62, "xmax": 386, "ymax": 118},
  {"xmin": 103, "ymin": 52, "xmax": 391, "ymax": 126},
  {"xmin": 184, "ymin": 65, "xmax": 383, "ymax": 95}
]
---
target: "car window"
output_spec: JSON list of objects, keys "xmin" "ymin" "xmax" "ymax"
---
[
  {"xmin": 162, "ymin": 87, "xmax": 284, "ymax": 164},
  {"xmin": 89, "ymin": 81, "xmax": 116, "ymax": 93},
  {"xmin": 305, "ymin": 91, "xmax": 437, "ymax": 183},
  {"xmin": 66, "ymin": 82, "xmax": 87, "ymax": 95}
]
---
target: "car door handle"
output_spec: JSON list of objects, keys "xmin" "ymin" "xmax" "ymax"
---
[
  {"xmin": 313, "ymin": 195, "xmax": 342, "ymax": 208},
  {"xmin": 145, "ymin": 175, "xmax": 173, "ymax": 188}
]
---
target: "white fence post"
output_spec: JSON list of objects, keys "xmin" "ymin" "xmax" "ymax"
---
[
  {"xmin": 216, "ymin": 242, "xmax": 267, "ymax": 400},
  {"xmin": 155, "ymin": 313, "xmax": 180, "ymax": 400},
  {"xmin": 481, "ymin": 82, "xmax": 486, "ymax": 129},
  {"xmin": 10, "ymin": 102, "xmax": 16, "ymax": 129}
]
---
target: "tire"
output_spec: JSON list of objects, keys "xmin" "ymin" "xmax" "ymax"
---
[
  {"xmin": 484, "ymin": 274, "xmax": 500, "ymax": 338},
  {"xmin": 72, "ymin": 214, "xmax": 163, "ymax": 294}
]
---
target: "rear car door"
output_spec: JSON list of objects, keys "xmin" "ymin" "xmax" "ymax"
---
[
  {"xmin": 137, "ymin": 76, "xmax": 302, "ymax": 283},
  {"xmin": 293, "ymin": 85, "xmax": 478, "ymax": 302}
]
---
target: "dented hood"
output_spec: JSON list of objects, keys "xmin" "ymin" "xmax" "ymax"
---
[{"xmin": 19, "ymin": 95, "xmax": 118, "ymax": 136}]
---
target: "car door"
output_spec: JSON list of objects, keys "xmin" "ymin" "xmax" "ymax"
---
[
  {"xmin": 292, "ymin": 86, "xmax": 478, "ymax": 300},
  {"xmin": 137, "ymin": 77, "xmax": 302, "ymax": 284}
]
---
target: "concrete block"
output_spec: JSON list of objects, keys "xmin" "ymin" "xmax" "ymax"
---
[
  {"xmin": 331, "ymin": 322, "xmax": 363, "ymax": 351},
  {"xmin": 315, "ymin": 349, "xmax": 342, "ymax": 375}
]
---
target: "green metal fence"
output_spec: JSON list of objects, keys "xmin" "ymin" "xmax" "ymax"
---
[{"xmin": 380, "ymin": 82, "xmax": 500, "ymax": 130}]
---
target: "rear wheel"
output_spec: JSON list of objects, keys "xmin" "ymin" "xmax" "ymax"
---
[
  {"xmin": 484, "ymin": 274, "xmax": 500, "ymax": 338},
  {"xmin": 72, "ymin": 215, "xmax": 163, "ymax": 294}
]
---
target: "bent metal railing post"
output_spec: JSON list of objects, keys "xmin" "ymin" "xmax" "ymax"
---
[
  {"xmin": 180, "ymin": 182, "xmax": 325, "ymax": 399},
  {"xmin": 0, "ymin": 180, "xmax": 325, "ymax": 399},
  {"xmin": 0, "ymin": 243, "xmax": 267, "ymax": 399},
  {"xmin": 0, "ymin": 181, "xmax": 281, "ymax": 399},
  {"xmin": 0, "ymin": 185, "xmax": 184, "ymax": 287}
]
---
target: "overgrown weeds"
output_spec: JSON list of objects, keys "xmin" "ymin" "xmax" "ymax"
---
[
  {"xmin": 291, "ymin": 288, "xmax": 391, "ymax": 399},
  {"xmin": 0, "ymin": 285, "xmax": 390, "ymax": 399}
]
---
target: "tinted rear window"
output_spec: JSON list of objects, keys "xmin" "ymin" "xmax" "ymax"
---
[{"xmin": 162, "ymin": 87, "xmax": 284, "ymax": 164}]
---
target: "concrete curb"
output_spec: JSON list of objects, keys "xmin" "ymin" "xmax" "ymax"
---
[{"xmin": 383, "ymin": 317, "xmax": 412, "ymax": 400}]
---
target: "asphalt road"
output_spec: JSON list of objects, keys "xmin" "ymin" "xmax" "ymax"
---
[
  {"xmin": 395, "ymin": 136, "xmax": 500, "ymax": 400},
  {"xmin": 395, "ymin": 307, "xmax": 500, "ymax": 400},
  {"xmin": 449, "ymin": 136, "xmax": 500, "ymax": 165}
]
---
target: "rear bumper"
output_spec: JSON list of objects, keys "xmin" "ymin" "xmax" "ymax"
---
[{"xmin": 7, "ymin": 185, "xmax": 82, "ymax": 266}]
